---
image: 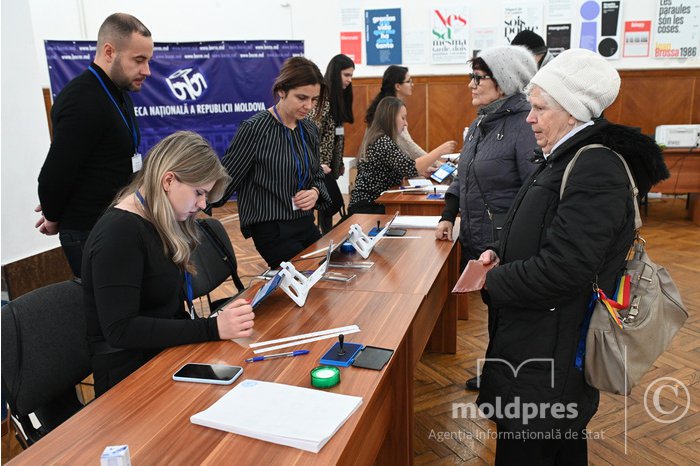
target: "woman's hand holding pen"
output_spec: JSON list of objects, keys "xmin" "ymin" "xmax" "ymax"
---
[
  {"xmin": 216, "ymin": 298, "xmax": 255, "ymax": 339},
  {"xmin": 293, "ymin": 188, "xmax": 319, "ymax": 211}
]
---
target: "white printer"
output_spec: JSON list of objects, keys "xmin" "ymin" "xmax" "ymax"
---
[{"xmin": 655, "ymin": 125, "xmax": 700, "ymax": 148}]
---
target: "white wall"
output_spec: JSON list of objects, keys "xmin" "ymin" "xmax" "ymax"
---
[
  {"xmin": 2, "ymin": 0, "xmax": 699, "ymax": 264},
  {"xmin": 1, "ymin": 0, "xmax": 57, "ymax": 265}
]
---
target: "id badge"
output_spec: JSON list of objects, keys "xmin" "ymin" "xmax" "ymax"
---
[
  {"xmin": 131, "ymin": 153, "xmax": 143, "ymax": 173},
  {"xmin": 335, "ymin": 126, "xmax": 345, "ymax": 136}
]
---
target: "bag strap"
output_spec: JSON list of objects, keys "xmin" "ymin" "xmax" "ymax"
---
[
  {"xmin": 196, "ymin": 219, "xmax": 245, "ymax": 292},
  {"xmin": 560, "ymin": 143, "xmax": 642, "ymax": 231}
]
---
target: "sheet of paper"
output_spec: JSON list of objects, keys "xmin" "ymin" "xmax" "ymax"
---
[
  {"xmin": 452, "ymin": 259, "xmax": 498, "ymax": 294},
  {"xmin": 191, "ymin": 380, "xmax": 363, "ymax": 453},
  {"xmin": 391, "ymin": 215, "xmax": 442, "ymax": 229}
]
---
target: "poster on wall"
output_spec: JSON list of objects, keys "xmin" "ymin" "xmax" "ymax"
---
[
  {"xmin": 404, "ymin": 30, "xmax": 428, "ymax": 64},
  {"xmin": 598, "ymin": 1, "xmax": 622, "ymax": 59},
  {"xmin": 431, "ymin": 7, "xmax": 470, "ymax": 64},
  {"xmin": 546, "ymin": 24, "xmax": 572, "ymax": 55},
  {"xmin": 623, "ymin": 20, "xmax": 652, "ymax": 57},
  {"xmin": 472, "ymin": 27, "xmax": 500, "ymax": 57},
  {"xmin": 653, "ymin": 0, "xmax": 700, "ymax": 58},
  {"xmin": 546, "ymin": 0, "xmax": 575, "ymax": 21},
  {"xmin": 503, "ymin": 3, "xmax": 545, "ymax": 43},
  {"xmin": 365, "ymin": 8, "xmax": 403, "ymax": 65},
  {"xmin": 341, "ymin": 32, "xmax": 363, "ymax": 64},
  {"xmin": 579, "ymin": 0, "xmax": 600, "ymax": 52},
  {"xmin": 45, "ymin": 40, "xmax": 304, "ymax": 156}
]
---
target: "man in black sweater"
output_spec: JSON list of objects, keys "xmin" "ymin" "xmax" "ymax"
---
[{"xmin": 36, "ymin": 13, "xmax": 153, "ymax": 277}]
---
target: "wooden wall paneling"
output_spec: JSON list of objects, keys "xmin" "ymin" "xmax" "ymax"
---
[
  {"xmin": 617, "ymin": 75, "xmax": 697, "ymax": 135},
  {"xmin": 405, "ymin": 82, "xmax": 427, "ymax": 149},
  {"xmin": 428, "ymin": 80, "xmax": 474, "ymax": 150},
  {"xmin": 345, "ymin": 83, "xmax": 370, "ymax": 156},
  {"xmin": 2, "ymin": 247, "xmax": 73, "ymax": 300},
  {"xmin": 42, "ymin": 88, "xmax": 53, "ymax": 139},
  {"xmin": 691, "ymin": 75, "xmax": 700, "ymax": 123}
]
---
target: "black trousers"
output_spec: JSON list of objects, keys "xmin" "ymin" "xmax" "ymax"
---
[
  {"xmin": 59, "ymin": 229, "xmax": 91, "ymax": 278},
  {"xmin": 495, "ymin": 428, "xmax": 588, "ymax": 466},
  {"xmin": 250, "ymin": 216, "xmax": 321, "ymax": 268}
]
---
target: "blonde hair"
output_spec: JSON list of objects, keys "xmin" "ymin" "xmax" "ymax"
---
[
  {"xmin": 358, "ymin": 96, "xmax": 405, "ymax": 162},
  {"xmin": 114, "ymin": 131, "xmax": 231, "ymax": 270}
]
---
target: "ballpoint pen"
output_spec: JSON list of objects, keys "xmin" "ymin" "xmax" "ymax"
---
[{"xmin": 245, "ymin": 349, "xmax": 309, "ymax": 362}]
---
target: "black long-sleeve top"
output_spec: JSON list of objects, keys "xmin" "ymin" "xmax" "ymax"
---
[
  {"xmin": 82, "ymin": 208, "xmax": 219, "ymax": 389},
  {"xmin": 38, "ymin": 63, "xmax": 140, "ymax": 231},
  {"xmin": 214, "ymin": 110, "xmax": 331, "ymax": 235}
]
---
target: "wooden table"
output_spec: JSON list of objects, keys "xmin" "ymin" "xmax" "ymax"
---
[
  {"xmin": 653, "ymin": 149, "xmax": 700, "ymax": 225},
  {"xmin": 9, "ymin": 215, "xmax": 463, "ymax": 465},
  {"xmin": 294, "ymin": 214, "xmax": 464, "ymax": 355},
  {"xmin": 376, "ymin": 190, "xmax": 446, "ymax": 216}
]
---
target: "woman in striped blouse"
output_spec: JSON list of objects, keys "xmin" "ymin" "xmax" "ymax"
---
[{"xmin": 215, "ymin": 57, "xmax": 331, "ymax": 268}]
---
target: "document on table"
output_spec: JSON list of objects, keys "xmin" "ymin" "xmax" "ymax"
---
[
  {"xmin": 391, "ymin": 215, "xmax": 442, "ymax": 229},
  {"xmin": 191, "ymin": 379, "xmax": 363, "ymax": 453}
]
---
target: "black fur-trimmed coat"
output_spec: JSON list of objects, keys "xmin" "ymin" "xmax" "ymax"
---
[{"xmin": 477, "ymin": 119, "xmax": 668, "ymax": 434}]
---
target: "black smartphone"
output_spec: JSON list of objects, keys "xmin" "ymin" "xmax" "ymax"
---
[{"xmin": 172, "ymin": 363, "xmax": 243, "ymax": 385}]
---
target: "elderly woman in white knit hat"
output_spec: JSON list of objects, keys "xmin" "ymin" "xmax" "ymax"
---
[
  {"xmin": 435, "ymin": 45, "xmax": 539, "ymax": 391},
  {"xmin": 473, "ymin": 49, "xmax": 669, "ymax": 465}
]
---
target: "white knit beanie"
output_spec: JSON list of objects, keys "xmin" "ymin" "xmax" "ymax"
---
[
  {"xmin": 529, "ymin": 48, "xmax": 621, "ymax": 121},
  {"xmin": 477, "ymin": 46, "xmax": 537, "ymax": 96}
]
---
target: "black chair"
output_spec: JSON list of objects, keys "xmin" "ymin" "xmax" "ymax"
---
[
  {"xmin": 189, "ymin": 218, "xmax": 245, "ymax": 314},
  {"xmin": 1, "ymin": 279, "xmax": 91, "ymax": 448}
]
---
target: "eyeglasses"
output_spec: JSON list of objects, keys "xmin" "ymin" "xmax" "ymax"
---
[
  {"xmin": 469, "ymin": 73, "xmax": 492, "ymax": 86},
  {"xmin": 402, "ymin": 79, "xmax": 413, "ymax": 85}
]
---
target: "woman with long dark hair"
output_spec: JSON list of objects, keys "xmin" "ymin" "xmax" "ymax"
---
[{"xmin": 313, "ymin": 54, "xmax": 355, "ymax": 233}]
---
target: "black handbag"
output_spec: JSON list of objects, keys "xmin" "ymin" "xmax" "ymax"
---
[{"xmin": 320, "ymin": 173, "xmax": 346, "ymax": 218}]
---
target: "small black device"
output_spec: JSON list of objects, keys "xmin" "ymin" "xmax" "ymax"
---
[
  {"xmin": 172, "ymin": 363, "xmax": 243, "ymax": 385},
  {"xmin": 351, "ymin": 346, "xmax": 394, "ymax": 370}
]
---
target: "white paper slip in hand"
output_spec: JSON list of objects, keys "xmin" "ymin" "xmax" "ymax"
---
[{"xmin": 191, "ymin": 379, "xmax": 363, "ymax": 453}]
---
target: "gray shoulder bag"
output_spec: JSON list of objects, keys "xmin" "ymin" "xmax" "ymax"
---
[{"xmin": 561, "ymin": 144, "xmax": 688, "ymax": 395}]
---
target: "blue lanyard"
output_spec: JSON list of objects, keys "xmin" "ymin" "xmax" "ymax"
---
[
  {"xmin": 272, "ymin": 104, "xmax": 311, "ymax": 191},
  {"xmin": 184, "ymin": 271, "xmax": 195, "ymax": 320},
  {"xmin": 88, "ymin": 65, "xmax": 139, "ymax": 154}
]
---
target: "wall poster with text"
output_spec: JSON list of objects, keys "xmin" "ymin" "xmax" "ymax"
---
[
  {"xmin": 365, "ymin": 8, "xmax": 403, "ymax": 65},
  {"xmin": 653, "ymin": 0, "xmax": 700, "ymax": 58},
  {"xmin": 431, "ymin": 6, "xmax": 470, "ymax": 64}
]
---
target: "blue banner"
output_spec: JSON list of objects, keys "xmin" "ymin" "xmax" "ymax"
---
[
  {"xmin": 45, "ymin": 40, "xmax": 305, "ymax": 156},
  {"xmin": 365, "ymin": 8, "xmax": 403, "ymax": 65}
]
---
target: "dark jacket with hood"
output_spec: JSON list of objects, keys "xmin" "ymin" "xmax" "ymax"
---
[
  {"xmin": 476, "ymin": 119, "xmax": 668, "ymax": 434},
  {"xmin": 442, "ymin": 93, "xmax": 539, "ymax": 260}
]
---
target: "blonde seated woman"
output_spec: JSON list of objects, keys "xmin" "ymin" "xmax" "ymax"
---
[
  {"xmin": 348, "ymin": 97, "xmax": 456, "ymax": 214},
  {"xmin": 82, "ymin": 131, "xmax": 255, "ymax": 397}
]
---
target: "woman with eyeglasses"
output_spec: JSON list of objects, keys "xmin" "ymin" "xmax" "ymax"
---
[
  {"xmin": 434, "ymin": 46, "xmax": 539, "ymax": 391},
  {"xmin": 365, "ymin": 65, "xmax": 448, "ymax": 164}
]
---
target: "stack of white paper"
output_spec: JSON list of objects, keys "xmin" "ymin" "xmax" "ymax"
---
[
  {"xmin": 191, "ymin": 380, "xmax": 363, "ymax": 453},
  {"xmin": 391, "ymin": 215, "xmax": 442, "ymax": 229}
]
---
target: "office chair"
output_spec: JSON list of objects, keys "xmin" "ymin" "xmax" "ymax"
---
[
  {"xmin": 189, "ymin": 218, "xmax": 245, "ymax": 314},
  {"xmin": 1, "ymin": 279, "xmax": 92, "ymax": 448}
]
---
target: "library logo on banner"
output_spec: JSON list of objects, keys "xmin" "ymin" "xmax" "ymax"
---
[{"xmin": 166, "ymin": 68, "xmax": 208, "ymax": 101}]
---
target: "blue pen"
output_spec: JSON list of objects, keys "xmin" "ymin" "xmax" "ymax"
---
[{"xmin": 245, "ymin": 350, "xmax": 309, "ymax": 363}]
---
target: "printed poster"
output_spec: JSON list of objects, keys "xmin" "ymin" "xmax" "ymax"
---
[
  {"xmin": 579, "ymin": 0, "xmax": 622, "ymax": 58},
  {"xmin": 623, "ymin": 21, "xmax": 652, "ymax": 57},
  {"xmin": 653, "ymin": 0, "xmax": 700, "ymax": 58},
  {"xmin": 504, "ymin": 3, "xmax": 545, "ymax": 43},
  {"xmin": 341, "ymin": 32, "xmax": 363, "ymax": 64},
  {"xmin": 365, "ymin": 8, "xmax": 403, "ymax": 65},
  {"xmin": 472, "ymin": 27, "xmax": 500, "ymax": 57},
  {"xmin": 431, "ymin": 6, "xmax": 470, "ymax": 64},
  {"xmin": 547, "ymin": 24, "xmax": 572, "ymax": 55}
]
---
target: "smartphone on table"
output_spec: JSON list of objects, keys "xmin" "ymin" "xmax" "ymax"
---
[{"xmin": 172, "ymin": 363, "xmax": 243, "ymax": 385}]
